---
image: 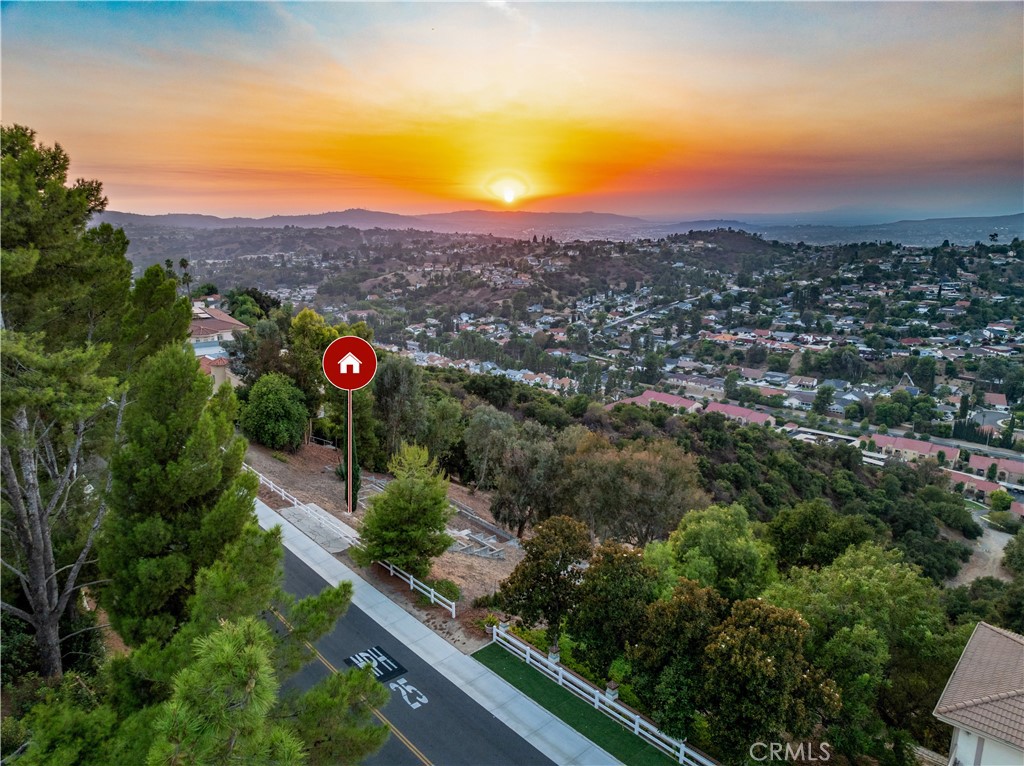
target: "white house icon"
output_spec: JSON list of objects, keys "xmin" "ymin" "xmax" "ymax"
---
[{"xmin": 338, "ymin": 353, "xmax": 361, "ymax": 374}]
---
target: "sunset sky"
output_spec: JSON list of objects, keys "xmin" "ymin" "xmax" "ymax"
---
[{"xmin": 2, "ymin": 1, "xmax": 1022, "ymax": 220}]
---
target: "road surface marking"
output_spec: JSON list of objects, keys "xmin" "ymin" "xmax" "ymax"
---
[{"xmin": 271, "ymin": 608, "xmax": 433, "ymax": 766}]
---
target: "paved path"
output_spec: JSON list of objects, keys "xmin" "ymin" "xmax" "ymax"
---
[{"xmin": 257, "ymin": 500, "xmax": 620, "ymax": 766}]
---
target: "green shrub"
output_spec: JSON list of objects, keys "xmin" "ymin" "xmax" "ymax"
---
[
  {"xmin": 240, "ymin": 373, "xmax": 307, "ymax": 452},
  {"xmin": 415, "ymin": 578, "xmax": 461, "ymax": 608},
  {"xmin": 428, "ymin": 578, "xmax": 461, "ymax": 602},
  {"xmin": 472, "ymin": 591, "xmax": 501, "ymax": 609},
  {"xmin": 987, "ymin": 511, "xmax": 1023, "ymax": 534},
  {"xmin": 0, "ymin": 716, "xmax": 29, "ymax": 758},
  {"xmin": 510, "ymin": 624, "xmax": 548, "ymax": 648},
  {"xmin": 1003, "ymin": 534, "xmax": 1024, "ymax": 576}
]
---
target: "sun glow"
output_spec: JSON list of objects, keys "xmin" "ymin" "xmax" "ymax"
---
[{"xmin": 486, "ymin": 174, "xmax": 529, "ymax": 206}]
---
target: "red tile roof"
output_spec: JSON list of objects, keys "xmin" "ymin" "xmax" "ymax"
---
[
  {"xmin": 968, "ymin": 454, "xmax": 1024, "ymax": 478},
  {"xmin": 857, "ymin": 434, "xmax": 944, "ymax": 458},
  {"xmin": 703, "ymin": 402, "xmax": 773, "ymax": 425},
  {"xmin": 611, "ymin": 390, "xmax": 697, "ymax": 411}
]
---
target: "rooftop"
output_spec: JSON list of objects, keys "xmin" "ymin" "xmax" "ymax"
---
[{"xmin": 933, "ymin": 622, "xmax": 1024, "ymax": 750}]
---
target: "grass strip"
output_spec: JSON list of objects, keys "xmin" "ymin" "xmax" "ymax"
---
[{"xmin": 473, "ymin": 643, "xmax": 676, "ymax": 766}]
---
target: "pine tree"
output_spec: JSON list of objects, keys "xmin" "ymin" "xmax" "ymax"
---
[
  {"xmin": 98, "ymin": 345, "xmax": 257, "ymax": 646},
  {"xmin": 1, "ymin": 125, "xmax": 186, "ymax": 678},
  {"xmin": 351, "ymin": 444, "xmax": 452, "ymax": 578},
  {"xmin": 146, "ymin": 618, "xmax": 305, "ymax": 766}
]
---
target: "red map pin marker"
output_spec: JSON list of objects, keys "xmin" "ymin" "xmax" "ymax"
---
[
  {"xmin": 323, "ymin": 336, "xmax": 378, "ymax": 515},
  {"xmin": 323, "ymin": 336, "xmax": 378, "ymax": 391}
]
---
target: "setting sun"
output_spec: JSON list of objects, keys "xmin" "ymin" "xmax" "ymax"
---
[{"xmin": 486, "ymin": 174, "xmax": 529, "ymax": 207}]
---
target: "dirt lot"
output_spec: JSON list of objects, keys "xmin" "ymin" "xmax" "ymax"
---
[
  {"xmin": 947, "ymin": 517, "xmax": 1015, "ymax": 588},
  {"xmin": 246, "ymin": 443, "xmax": 522, "ymax": 651}
]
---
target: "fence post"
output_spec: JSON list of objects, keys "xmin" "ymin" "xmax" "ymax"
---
[{"xmin": 488, "ymin": 624, "xmax": 715, "ymax": 766}]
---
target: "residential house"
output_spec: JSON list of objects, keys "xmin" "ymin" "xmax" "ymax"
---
[
  {"xmin": 608, "ymin": 390, "xmax": 700, "ymax": 413},
  {"xmin": 788, "ymin": 375, "xmax": 818, "ymax": 389},
  {"xmin": 967, "ymin": 455, "xmax": 1024, "ymax": 485},
  {"xmin": 944, "ymin": 469, "xmax": 1005, "ymax": 504},
  {"xmin": 984, "ymin": 392, "xmax": 1009, "ymax": 412},
  {"xmin": 189, "ymin": 305, "xmax": 248, "ymax": 345},
  {"xmin": 703, "ymin": 402, "xmax": 773, "ymax": 426},
  {"xmin": 822, "ymin": 378, "xmax": 851, "ymax": 392},
  {"xmin": 932, "ymin": 622, "xmax": 1024, "ymax": 766},
  {"xmin": 856, "ymin": 434, "xmax": 946, "ymax": 463},
  {"xmin": 784, "ymin": 391, "xmax": 817, "ymax": 411},
  {"xmin": 197, "ymin": 355, "xmax": 240, "ymax": 389}
]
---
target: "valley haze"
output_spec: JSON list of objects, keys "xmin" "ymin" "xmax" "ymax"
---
[{"xmin": 96, "ymin": 209, "xmax": 1024, "ymax": 248}]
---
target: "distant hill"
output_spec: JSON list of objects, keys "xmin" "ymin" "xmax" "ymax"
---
[
  {"xmin": 756, "ymin": 213, "xmax": 1024, "ymax": 247},
  {"xmin": 658, "ymin": 213, "xmax": 1024, "ymax": 246},
  {"xmin": 94, "ymin": 208, "xmax": 427, "ymax": 230},
  {"xmin": 656, "ymin": 219, "xmax": 757, "ymax": 234},
  {"xmin": 94, "ymin": 208, "xmax": 1023, "ymax": 246},
  {"xmin": 95, "ymin": 208, "xmax": 650, "ymax": 237}
]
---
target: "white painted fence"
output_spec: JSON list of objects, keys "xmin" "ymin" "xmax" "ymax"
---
[
  {"xmin": 491, "ymin": 624, "xmax": 718, "ymax": 766},
  {"xmin": 243, "ymin": 461, "xmax": 458, "ymax": 619},
  {"xmin": 375, "ymin": 560, "xmax": 457, "ymax": 619},
  {"xmin": 244, "ymin": 463, "xmax": 303, "ymax": 507}
]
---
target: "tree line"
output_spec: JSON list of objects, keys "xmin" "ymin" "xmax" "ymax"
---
[{"xmin": 219, "ymin": 288, "xmax": 1023, "ymax": 764}]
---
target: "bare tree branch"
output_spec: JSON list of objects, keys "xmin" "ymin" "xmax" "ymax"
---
[
  {"xmin": 43, "ymin": 420, "xmax": 87, "ymax": 520},
  {"xmin": 68, "ymin": 579, "xmax": 112, "ymax": 592},
  {"xmin": 0, "ymin": 557, "xmax": 29, "ymax": 584},
  {"xmin": 54, "ymin": 394, "xmax": 127, "ymax": 620},
  {"xmin": 45, "ymin": 559, "xmax": 98, "ymax": 586},
  {"xmin": 0, "ymin": 600, "xmax": 35, "ymax": 626},
  {"xmin": 1, "ymin": 740, "xmax": 30, "ymax": 763},
  {"xmin": 59, "ymin": 623, "xmax": 111, "ymax": 643},
  {"xmin": 0, "ymin": 444, "xmax": 30, "ymax": 536},
  {"xmin": 40, "ymin": 430, "xmax": 59, "ymax": 483}
]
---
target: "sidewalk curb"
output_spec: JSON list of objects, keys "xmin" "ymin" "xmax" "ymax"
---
[{"xmin": 256, "ymin": 500, "xmax": 621, "ymax": 766}]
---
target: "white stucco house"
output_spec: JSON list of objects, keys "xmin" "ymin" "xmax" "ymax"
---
[{"xmin": 932, "ymin": 622, "xmax": 1024, "ymax": 766}]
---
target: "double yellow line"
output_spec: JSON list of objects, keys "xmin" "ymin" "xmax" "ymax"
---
[{"xmin": 271, "ymin": 609, "xmax": 433, "ymax": 766}]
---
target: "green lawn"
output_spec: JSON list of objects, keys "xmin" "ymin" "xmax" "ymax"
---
[
  {"xmin": 965, "ymin": 499, "xmax": 988, "ymax": 511},
  {"xmin": 473, "ymin": 643, "xmax": 677, "ymax": 766}
]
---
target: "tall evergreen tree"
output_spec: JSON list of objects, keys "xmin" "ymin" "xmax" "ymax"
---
[
  {"xmin": 1, "ymin": 125, "xmax": 186, "ymax": 678},
  {"xmin": 98, "ymin": 345, "xmax": 257, "ymax": 646},
  {"xmin": 372, "ymin": 354, "xmax": 423, "ymax": 460}
]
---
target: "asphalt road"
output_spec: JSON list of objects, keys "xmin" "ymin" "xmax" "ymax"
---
[{"xmin": 280, "ymin": 548, "xmax": 555, "ymax": 766}]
